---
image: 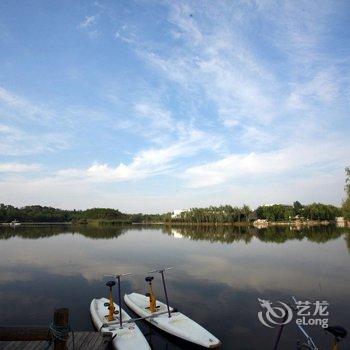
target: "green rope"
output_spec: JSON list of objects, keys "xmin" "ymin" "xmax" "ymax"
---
[{"xmin": 45, "ymin": 322, "xmax": 75, "ymax": 350}]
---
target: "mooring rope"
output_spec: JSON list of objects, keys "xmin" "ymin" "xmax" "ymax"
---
[{"xmin": 45, "ymin": 322, "xmax": 75, "ymax": 350}]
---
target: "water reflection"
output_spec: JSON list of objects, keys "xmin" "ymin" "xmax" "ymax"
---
[
  {"xmin": 1, "ymin": 224, "xmax": 349, "ymax": 246},
  {"xmin": 0, "ymin": 224, "xmax": 129, "ymax": 240},
  {"xmin": 162, "ymin": 224, "xmax": 350, "ymax": 246},
  {"xmin": 0, "ymin": 225, "xmax": 349, "ymax": 349}
]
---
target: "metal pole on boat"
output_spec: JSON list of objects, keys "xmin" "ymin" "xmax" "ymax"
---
[
  {"xmin": 149, "ymin": 268, "xmax": 174, "ymax": 318},
  {"xmin": 105, "ymin": 272, "xmax": 132, "ymax": 329},
  {"xmin": 160, "ymin": 270, "xmax": 171, "ymax": 318},
  {"xmin": 117, "ymin": 275, "xmax": 123, "ymax": 329}
]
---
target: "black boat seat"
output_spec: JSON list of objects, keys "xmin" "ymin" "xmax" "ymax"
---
[
  {"xmin": 325, "ymin": 326, "xmax": 347, "ymax": 339},
  {"xmin": 106, "ymin": 280, "xmax": 116, "ymax": 288},
  {"xmin": 145, "ymin": 276, "xmax": 154, "ymax": 283}
]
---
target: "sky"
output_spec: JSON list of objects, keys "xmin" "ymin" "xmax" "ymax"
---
[{"xmin": 0, "ymin": 0, "xmax": 349, "ymax": 213}]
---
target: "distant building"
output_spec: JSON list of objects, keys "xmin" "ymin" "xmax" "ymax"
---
[
  {"xmin": 171, "ymin": 209, "xmax": 188, "ymax": 218},
  {"xmin": 253, "ymin": 219, "xmax": 268, "ymax": 229},
  {"xmin": 336, "ymin": 217, "xmax": 345, "ymax": 227}
]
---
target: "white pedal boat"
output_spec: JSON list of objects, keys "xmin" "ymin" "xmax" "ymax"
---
[
  {"xmin": 124, "ymin": 293, "xmax": 221, "ymax": 348},
  {"xmin": 90, "ymin": 298, "xmax": 150, "ymax": 350}
]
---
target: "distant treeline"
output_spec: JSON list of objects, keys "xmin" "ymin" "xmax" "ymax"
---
[
  {"xmin": 169, "ymin": 205, "xmax": 252, "ymax": 223},
  {"xmin": 0, "ymin": 204, "xmax": 168, "ymax": 223},
  {"xmin": 255, "ymin": 202, "xmax": 341, "ymax": 221},
  {"xmin": 0, "ymin": 205, "xmax": 131, "ymax": 223},
  {"xmin": 168, "ymin": 202, "xmax": 342, "ymax": 223},
  {"xmin": 0, "ymin": 201, "xmax": 343, "ymax": 224}
]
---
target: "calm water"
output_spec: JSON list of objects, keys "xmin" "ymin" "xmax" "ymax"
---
[{"xmin": 0, "ymin": 225, "xmax": 349, "ymax": 350}]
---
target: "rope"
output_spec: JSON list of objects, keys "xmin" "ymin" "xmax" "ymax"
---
[{"xmin": 44, "ymin": 322, "xmax": 75, "ymax": 350}]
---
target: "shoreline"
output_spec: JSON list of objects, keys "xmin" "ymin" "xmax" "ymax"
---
[{"xmin": 1, "ymin": 219, "xmax": 348, "ymax": 228}]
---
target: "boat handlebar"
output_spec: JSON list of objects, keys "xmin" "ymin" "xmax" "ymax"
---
[{"xmin": 149, "ymin": 267, "xmax": 174, "ymax": 273}]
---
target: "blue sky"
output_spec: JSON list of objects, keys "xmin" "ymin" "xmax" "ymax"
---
[{"xmin": 0, "ymin": 0, "xmax": 349, "ymax": 212}]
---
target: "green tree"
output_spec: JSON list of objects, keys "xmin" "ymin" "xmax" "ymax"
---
[
  {"xmin": 256, "ymin": 204, "xmax": 293, "ymax": 221},
  {"xmin": 342, "ymin": 167, "xmax": 350, "ymax": 220},
  {"xmin": 293, "ymin": 201, "xmax": 303, "ymax": 216}
]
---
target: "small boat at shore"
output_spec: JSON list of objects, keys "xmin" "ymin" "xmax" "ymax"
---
[
  {"xmin": 124, "ymin": 268, "xmax": 221, "ymax": 348},
  {"xmin": 9, "ymin": 220, "xmax": 21, "ymax": 227},
  {"xmin": 90, "ymin": 275, "xmax": 150, "ymax": 350},
  {"xmin": 90, "ymin": 298, "xmax": 150, "ymax": 350}
]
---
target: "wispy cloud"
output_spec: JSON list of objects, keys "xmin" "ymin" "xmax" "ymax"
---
[
  {"xmin": 0, "ymin": 124, "xmax": 68, "ymax": 156},
  {"xmin": 0, "ymin": 162, "xmax": 41, "ymax": 173},
  {"xmin": 183, "ymin": 138, "xmax": 348, "ymax": 188},
  {"xmin": 0, "ymin": 0, "xmax": 348, "ymax": 210},
  {"xmin": 134, "ymin": 102, "xmax": 175, "ymax": 131},
  {"xmin": 117, "ymin": 0, "xmax": 347, "ymax": 141},
  {"xmin": 130, "ymin": 2, "xmax": 280, "ymax": 128},
  {"xmin": 77, "ymin": 14, "xmax": 100, "ymax": 38},
  {"xmin": 287, "ymin": 70, "xmax": 340, "ymax": 110},
  {"xmin": 0, "ymin": 86, "xmax": 53, "ymax": 119},
  {"xmin": 57, "ymin": 127, "xmax": 219, "ymax": 182}
]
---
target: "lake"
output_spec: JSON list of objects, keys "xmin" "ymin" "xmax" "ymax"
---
[{"xmin": 0, "ymin": 225, "xmax": 349, "ymax": 349}]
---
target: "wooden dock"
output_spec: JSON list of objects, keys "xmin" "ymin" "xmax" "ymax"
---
[
  {"xmin": 0, "ymin": 331, "xmax": 111, "ymax": 349},
  {"xmin": 0, "ymin": 309, "xmax": 111, "ymax": 350}
]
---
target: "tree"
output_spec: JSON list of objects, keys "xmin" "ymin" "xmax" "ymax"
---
[
  {"xmin": 293, "ymin": 201, "xmax": 303, "ymax": 216},
  {"xmin": 256, "ymin": 204, "xmax": 294, "ymax": 221},
  {"xmin": 342, "ymin": 167, "xmax": 350, "ymax": 220}
]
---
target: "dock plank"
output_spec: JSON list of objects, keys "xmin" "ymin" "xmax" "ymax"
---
[
  {"xmin": 69, "ymin": 332, "xmax": 85, "ymax": 348},
  {"xmin": 86, "ymin": 332, "xmax": 111, "ymax": 350},
  {"xmin": 0, "ymin": 332, "xmax": 111, "ymax": 350},
  {"xmin": 80, "ymin": 332, "xmax": 96, "ymax": 349}
]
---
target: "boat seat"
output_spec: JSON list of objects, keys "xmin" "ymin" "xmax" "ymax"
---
[
  {"xmin": 325, "ymin": 326, "xmax": 347, "ymax": 339},
  {"xmin": 145, "ymin": 276, "xmax": 154, "ymax": 283},
  {"xmin": 106, "ymin": 280, "xmax": 116, "ymax": 288}
]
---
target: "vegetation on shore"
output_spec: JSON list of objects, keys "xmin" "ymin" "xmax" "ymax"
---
[
  {"xmin": 1, "ymin": 167, "xmax": 348, "ymax": 225},
  {"xmin": 342, "ymin": 167, "xmax": 350, "ymax": 220},
  {"xmin": 0, "ymin": 202, "xmax": 343, "ymax": 225}
]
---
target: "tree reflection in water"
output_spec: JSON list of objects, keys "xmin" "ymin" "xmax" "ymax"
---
[{"xmin": 1, "ymin": 224, "xmax": 349, "ymax": 249}]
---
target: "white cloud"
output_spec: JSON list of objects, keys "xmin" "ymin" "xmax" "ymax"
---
[
  {"xmin": 130, "ymin": 4, "xmax": 280, "ymax": 129},
  {"xmin": 0, "ymin": 1, "xmax": 347, "ymax": 212},
  {"xmin": 115, "ymin": 25, "xmax": 138, "ymax": 45},
  {"xmin": 287, "ymin": 71, "xmax": 340, "ymax": 110},
  {"xmin": 0, "ymin": 86, "xmax": 53, "ymax": 119},
  {"xmin": 182, "ymin": 139, "xmax": 349, "ymax": 188},
  {"xmin": 0, "ymin": 175, "xmax": 96, "ymax": 210},
  {"xmin": 124, "ymin": 0, "xmax": 346, "ymax": 136},
  {"xmin": 57, "ymin": 128, "xmax": 218, "ymax": 182},
  {"xmin": 167, "ymin": 2, "xmax": 203, "ymax": 44},
  {"xmin": 77, "ymin": 15, "xmax": 100, "ymax": 38},
  {"xmin": 0, "ymin": 163, "xmax": 41, "ymax": 173},
  {"xmin": 134, "ymin": 102, "xmax": 175, "ymax": 131},
  {"xmin": 0, "ymin": 123, "xmax": 69, "ymax": 156}
]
